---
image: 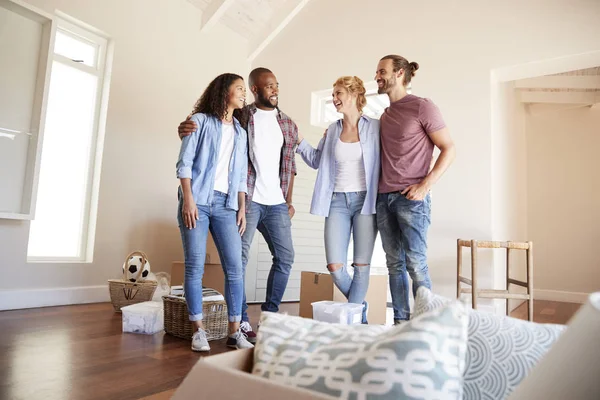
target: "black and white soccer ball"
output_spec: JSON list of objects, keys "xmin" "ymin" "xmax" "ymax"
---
[{"xmin": 122, "ymin": 255, "xmax": 152, "ymax": 283}]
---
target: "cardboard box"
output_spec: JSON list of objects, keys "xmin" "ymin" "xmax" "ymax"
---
[
  {"xmin": 137, "ymin": 389, "xmax": 176, "ymax": 400},
  {"xmin": 299, "ymin": 271, "xmax": 388, "ymax": 325},
  {"xmin": 170, "ymin": 230, "xmax": 222, "ymax": 290},
  {"xmin": 171, "ymin": 348, "xmax": 334, "ymax": 400},
  {"xmin": 176, "ymin": 232, "xmax": 221, "ymax": 265},
  {"xmin": 170, "ymin": 262, "xmax": 224, "ymax": 294}
]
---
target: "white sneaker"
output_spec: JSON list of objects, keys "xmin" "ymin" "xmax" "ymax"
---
[
  {"xmin": 240, "ymin": 321, "xmax": 257, "ymax": 344},
  {"xmin": 191, "ymin": 328, "xmax": 210, "ymax": 352},
  {"xmin": 226, "ymin": 329, "xmax": 254, "ymax": 349}
]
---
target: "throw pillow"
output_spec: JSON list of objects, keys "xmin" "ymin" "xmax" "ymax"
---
[
  {"xmin": 414, "ymin": 287, "xmax": 566, "ymax": 400},
  {"xmin": 252, "ymin": 301, "xmax": 469, "ymax": 400}
]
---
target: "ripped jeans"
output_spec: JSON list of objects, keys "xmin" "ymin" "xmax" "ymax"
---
[{"xmin": 325, "ymin": 192, "xmax": 377, "ymax": 323}]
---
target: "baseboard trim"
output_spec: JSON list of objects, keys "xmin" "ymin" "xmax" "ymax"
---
[
  {"xmin": 0, "ymin": 285, "xmax": 110, "ymax": 311},
  {"xmin": 2, "ymin": 287, "xmax": 586, "ymax": 311},
  {"xmin": 534, "ymin": 289, "xmax": 590, "ymax": 304}
]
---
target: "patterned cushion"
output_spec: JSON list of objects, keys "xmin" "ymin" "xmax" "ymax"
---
[
  {"xmin": 252, "ymin": 301, "xmax": 469, "ymax": 400},
  {"xmin": 413, "ymin": 287, "xmax": 567, "ymax": 400}
]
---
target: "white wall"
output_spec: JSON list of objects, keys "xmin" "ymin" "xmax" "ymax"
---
[
  {"xmin": 526, "ymin": 106, "xmax": 600, "ymax": 301},
  {"xmin": 252, "ymin": 0, "xmax": 600, "ymax": 302},
  {"xmin": 0, "ymin": 0, "xmax": 249, "ymax": 309}
]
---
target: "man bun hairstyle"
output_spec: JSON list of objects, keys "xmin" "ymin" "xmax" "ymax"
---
[
  {"xmin": 381, "ymin": 54, "xmax": 419, "ymax": 86},
  {"xmin": 408, "ymin": 61, "xmax": 419, "ymax": 76}
]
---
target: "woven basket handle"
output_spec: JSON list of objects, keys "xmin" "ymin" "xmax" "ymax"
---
[{"xmin": 123, "ymin": 250, "xmax": 149, "ymax": 281}]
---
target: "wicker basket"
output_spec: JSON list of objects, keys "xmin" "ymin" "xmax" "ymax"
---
[
  {"xmin": 163, "ymin": 294, "xmax": 228, "ymax": 341},
  {"xmin": 108, "ymin": 251, "xmax": 158, "ymax": 312}
]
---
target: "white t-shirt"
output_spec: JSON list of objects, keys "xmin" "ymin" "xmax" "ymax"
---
[
  {"xmin": 334, "ymin": 139, "xmax": 367, "ymax": 192},
  {"xmin": 214, "ymin": 122, "xmax": 235, "ymax": 194},
  {"xmin": 252, "ymin": 108, "xmax": 286, "ymax": 205}
]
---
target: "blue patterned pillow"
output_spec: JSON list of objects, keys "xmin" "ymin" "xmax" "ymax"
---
[
  {"xmin": 252, "ymin": 301, "xmax": 469, "ymax": 400},
  {"xmin": 414, "ymin": 287, "xmax": 566, "ymax": 400}
]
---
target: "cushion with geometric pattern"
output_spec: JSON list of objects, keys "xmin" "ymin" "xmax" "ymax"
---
[
  {"xmin": 413, "ymin": 287, "xmax": 566, "ymax": 400},
  {"xmin": 252, "ymin": 300, "xmax": 469, "ymax": 400}
]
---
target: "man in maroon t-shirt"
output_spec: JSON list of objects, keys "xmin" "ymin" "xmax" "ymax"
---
[{"xmin": 375, "ymin": 54, "xmax": 456, "ymax": 324}]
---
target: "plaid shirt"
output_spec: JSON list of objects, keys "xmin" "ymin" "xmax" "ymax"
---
[{"xmin": 236, "ymin": 103, "xmax": 298, "ymax": 210}]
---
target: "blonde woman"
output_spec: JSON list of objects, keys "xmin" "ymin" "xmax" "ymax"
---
[{"xmin": 296, "ymin": 76, "xmax": 380, "ymax": 323}]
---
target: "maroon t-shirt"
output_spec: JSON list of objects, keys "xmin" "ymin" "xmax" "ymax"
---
[{"xmin": 379, "ymin": 94, "xmax": 446, "ymax": 193}]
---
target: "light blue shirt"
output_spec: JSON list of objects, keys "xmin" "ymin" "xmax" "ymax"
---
[
  {"xmin": 296, "ymin": 115, "xmax": 380, "ymax": 217},
  {"xmin": 176, "ymin": 113, "xmax": 248, "ymax": 211}
]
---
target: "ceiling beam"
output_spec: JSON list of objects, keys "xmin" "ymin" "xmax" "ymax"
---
[
  {"xmin": 515, "ymin": 76, "xmax": 600, "ymax": 90},
  {"xmin": 248, "ymin": 0, "xmax": 312, "ymax": 62},
  {"xmin": 201, "ymin": 0, "xmax": 236, "ymax": 32},
  {"xmin": 519, "ymin": 91, "xmax": 600, "ymax": 105}
]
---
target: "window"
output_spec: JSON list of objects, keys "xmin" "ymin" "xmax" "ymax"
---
[
  {"xmin": 27, "ymin": 18, "xmax": 111, "ymax": 262},
  {"xmin": 53, "ymin": 30, "xmax": 98, "ymax": 67}
]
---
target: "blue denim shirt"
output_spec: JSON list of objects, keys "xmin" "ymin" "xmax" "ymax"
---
[
  {"xmin": 176, "ymin": 113, "xmax": 248, "ymax": 211},
  {"xmin": 296, "ymin": 115, "xmax": 380, "ymax": 217}
]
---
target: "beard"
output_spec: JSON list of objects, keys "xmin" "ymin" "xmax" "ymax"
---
[
  {"xmin": 377, "ymin": 75, "xmax": 397, "ymax": 94},
  {"xmin": 256, "ymin": 92, "xmax": 277, "ymax": 109}
]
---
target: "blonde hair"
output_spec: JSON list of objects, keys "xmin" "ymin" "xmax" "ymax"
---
[{"xmin": 333, "ymin": 76, "xmax": 367, "ymax": 113}]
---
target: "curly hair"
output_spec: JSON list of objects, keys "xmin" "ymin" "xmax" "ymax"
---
[
  {"xmin": 191, "ymin": 73, "xmax": 244, "ymax": 120},
  {"xmin": 333, "ymin": 76, "xmax": 367, "ymax": 113}
]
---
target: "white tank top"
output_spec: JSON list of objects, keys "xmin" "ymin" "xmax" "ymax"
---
[{"xmin": 334, "ymin": 139, "xmax": 367, "ymax": 192}]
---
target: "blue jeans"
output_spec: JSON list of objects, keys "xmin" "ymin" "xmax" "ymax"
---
[
  {"xmin": 325, "ymin": 192, "xmax": 377, "ymax": 323},
  {"xmin": 241, "ymin": 202, "xmax": 294, "ymax": 321},
  {"xmin": 178, "ymin": 190, "xmax": 244, "ymax": 323},
  {"xmin": 376, "ymin": 192, "xmax": 432, "ymax": 321}
]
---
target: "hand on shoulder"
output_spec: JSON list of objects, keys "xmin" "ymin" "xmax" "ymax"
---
[{"xmin": 177, "ymin": 114, "xmax": 198, "ymax": 139}]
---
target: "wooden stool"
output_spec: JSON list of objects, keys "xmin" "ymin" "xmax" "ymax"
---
[{"xmin": 457, "ymin": 239, "xmax": 534, "ymax": 321}]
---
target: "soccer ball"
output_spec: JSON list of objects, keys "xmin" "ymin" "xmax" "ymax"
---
[{"xmin": 122, "ymin": 254, "xmax": 152, "ymax": 283}]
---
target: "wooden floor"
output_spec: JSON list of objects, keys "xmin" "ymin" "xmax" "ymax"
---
[
  {"xmin": 0, "ymin": 300, "xmax": 580, "ymax": 400},
  {"xmin": 510, "ymin": 299, "xmax": 581, "ymax": 324}
]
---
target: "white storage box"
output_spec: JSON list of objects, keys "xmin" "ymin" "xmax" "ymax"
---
[
  {"xmin": 170, "ymin": 285, "xmax": 184, "ymax": 296},
  {"xmin": 121, "ymin": 300, "xmax": 164, "ymax": 334},
  {"xmin": 311, "ymin": 301, "xmax": 363, "ymax": 325}
]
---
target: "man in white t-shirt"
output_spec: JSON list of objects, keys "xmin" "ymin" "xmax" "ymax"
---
[{"xmin": 178, "ymin": 68, "xmax": 298, "ymax": 343}]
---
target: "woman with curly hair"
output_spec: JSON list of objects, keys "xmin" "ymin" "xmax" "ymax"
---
[
  {"xmin": 296, "ymin": 76, "xmax": 380, "ymax": 324},
  {"xmin": 176, "ymin": 73, "xmax": 253, "ymax": 351}
]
